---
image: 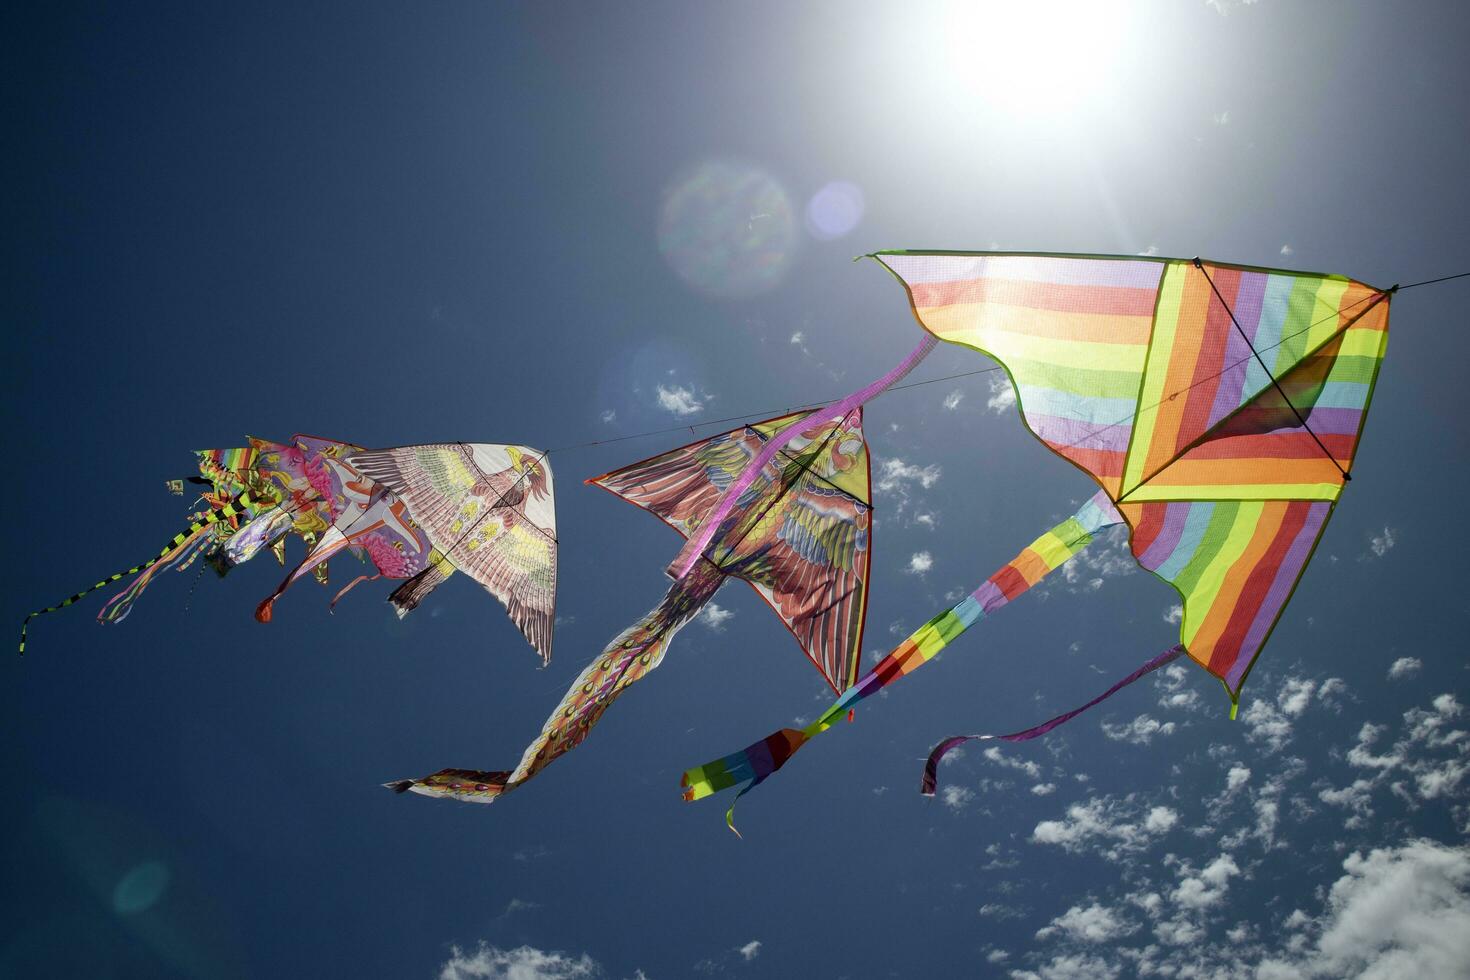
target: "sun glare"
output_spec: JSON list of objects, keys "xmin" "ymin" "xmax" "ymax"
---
[{"xmin": 935, "ymin": 0, "xmax": 1130, "ymax": 117}]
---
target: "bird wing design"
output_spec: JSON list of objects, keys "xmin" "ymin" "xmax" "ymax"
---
[
  {"xmin": 588, "ymin": 426, "xmax": 767, "ymax": 537},
  {"xmin": 722, "ymin": 472, "xmax": 872, "ymax": 693},
  {"xmin": 348, "ymin": 444, "xmax": 557, "ymax": 662}
]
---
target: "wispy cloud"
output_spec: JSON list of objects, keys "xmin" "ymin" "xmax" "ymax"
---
[
  {"xmin": 1280, "ymin": 244, "xmax": 1294, "ymax": 256},
  {"xmin": 1101, "ymin": 714, "xmax": 1177, "ymax": 746},
  {"xmin": 656, "ymin": 384, "xmax": 706, "ymax": 416},
  {"xmin": 599, "ymin": 409, "xmax": 616, "ymax": 424},
  {"xmin": 738, "ymin": 940, "xmax": 761, "ymax": 961},
  {"xmin": 942, "ymin": 389, "xmax": 965, "ymax": 411},
  {"xmin": 1388, "ymin": 656, "xmax": 1423, "ymax": 680},
  {"xmin": 985, "ymin": 376, "xmax": 1017, "ymax": 414},
  {"xmin": 1036, "ymin": 902, "xmax": 1139, "ymax": 943},
  {"xmin": 1032, "ymin": 796, "xmax": 1179, "ymax": 861},
  {"xmin": 1366, "ymin": 526, "xmax": 1397, "ymax": 559},
  {"xmin": 439, "ymin": 943, "xmax": 598, "ymax": 980},
  {"xmin": 698, "ymin": 602, "xmax": 734, "ymax": 631},
  {"xmin": 906, "ymin": 551, "xmax": 933, "ymax": 575}
]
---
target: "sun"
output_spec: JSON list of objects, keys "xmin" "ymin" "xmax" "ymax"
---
[{"xmin": 934, "ymin": 0, "xmax": 1131, "ymax": 118}]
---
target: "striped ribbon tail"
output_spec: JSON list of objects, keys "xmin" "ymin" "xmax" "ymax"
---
[
  {"xmin": 18, "ymin": 493, "xmax": 260, "ymax": 654},
  {"xmin": 921, "ymin": 644, "xmax": 1187, "ymax": 796},
  {"xmin": 96, "ymin": 524, "xmax": 216, "ymax": 624},
  {"xmin": 681, "ymin": 490, "xmax": 1123, "ymax": 831},
  {"xmin": 669, "ymin": 332, "xmax": 937, "ymax": 579}
]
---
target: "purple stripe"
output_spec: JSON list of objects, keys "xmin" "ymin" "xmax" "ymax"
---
[
  {"xmin": 1137, "ymin": 502, "xmax": 1188, "ymax": 570},
  {"xmin": 883, "ymin": 254, "xmax": 1164, "ymax": 290},
  {"xmin": 1027, "ymin": 414, "xmax": 1133, "ymax": 453},
  {"xmin": 970, "ymin": 580, "xmax": 1007, "ymax": 613},
  {"xmin": 1206, "ymin": 272, "xmax": 1269, "ymax": 427},
  {"xmin": 1226, "ymin": 503, "xmax": 1328, "ymax": 691}
]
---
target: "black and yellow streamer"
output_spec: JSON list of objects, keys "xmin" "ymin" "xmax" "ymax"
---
[{"xmin": 18, "ymin": 492, "xmax": 263, "ymax": 654}]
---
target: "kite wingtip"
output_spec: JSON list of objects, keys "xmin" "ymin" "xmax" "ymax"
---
[{"xmin": 383, "ymin": 779, "xmax": 416, "ymax": 794}]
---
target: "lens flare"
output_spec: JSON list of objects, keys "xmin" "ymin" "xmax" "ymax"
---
[
  {"xmin": 658, "ymin": 160, "xmax": 797, "ymax": 299},
  {"xmin": 112, "ymin": 861, "xmax": 170, "ymax": 914},
  {"xmin": 805, "ymin": 181, "xmax": 865, "ymax": 241}
]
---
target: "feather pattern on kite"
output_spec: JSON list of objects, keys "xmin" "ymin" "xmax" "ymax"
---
[
  {"xmin": 347, "ymin": 444, "xmax": 558, "ymax": 663},
  {"xmin": 385, "ymin": 409, "xmax": 872, "ymax": 803}
]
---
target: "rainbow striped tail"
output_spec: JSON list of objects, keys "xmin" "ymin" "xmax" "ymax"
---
[{"xmin": 681, "ymin": 491, "xmax": 1123, "ymax": 831}]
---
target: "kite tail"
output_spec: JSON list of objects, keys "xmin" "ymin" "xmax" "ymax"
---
[
  {"xmin": 921, "ymin": 644, "xmax": 1188, "ymax": 796},
  {"xmin": 256, "ymin": 526, "xmax": 352, "ymax": 622},
  {"xmin": 387, "ymin": 561, "xmax": 726, "ymax": 804},
  {"xmin": 17, "ymin": 493, "xmax": 259, "ymax": 654},
  {"xmin": 329, "ymin": 574, "xmax": 380, "ymax": 612},
  {"xmin": 97, "ymin": 524, "xmax": 215, "ymax": 625},
  {"xmin": 387, "ymin": 553, "xmax": 453, "ymax": 620},
  {"xmin": 681, "ymin": 491, "xmax": 1122, "ymax": 832},
  {"xmin": 670, "ymin": 332, "xmax": 937, "ymax": 579}
]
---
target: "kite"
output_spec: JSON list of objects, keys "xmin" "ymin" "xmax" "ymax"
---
[
  {"xmin": 683, "ymin": 251, "xmax": 1392, "ymax": 824},
  {"xmin": 345, "ymin": 444, "xmax": 558, "ymax": 663},
  {"xmin": 385, "ymin": 408, "xmax": 872, "ymax": 802},
  {"xmin": 18, "ymin": 437, "xmax": 558, "ymax": 664}
]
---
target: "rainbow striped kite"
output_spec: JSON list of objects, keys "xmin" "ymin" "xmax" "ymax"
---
[{"xmin": 683, "ymin": 251, "xmax": 1393, "ymax": 825}]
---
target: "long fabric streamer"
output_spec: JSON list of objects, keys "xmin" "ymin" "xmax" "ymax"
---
[
  {"xmin": 669, "ymin": 333, "xmax": 936, "ymax": 579},
  {"xmin": 681, "ymin": 490, "xmax": 1123, "ymax": 831},
  {"xmin": 920, "ymin": 644, "xmax": 1187, "ymax": 795},
  {"xmin": 18, "ymin": 493, "xmax": 261, "ymax": 654}
]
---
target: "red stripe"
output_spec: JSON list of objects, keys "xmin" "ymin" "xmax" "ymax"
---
[
  {"xmin": 1174, "ymin": 269, "xmax": 1238, "ymax": 455},
  {"xmin": 1173, "ymin": 431, "xmax": 1357, "ymax": 462},
  {"xmin": 1207, "ymin": 501, "xmax": 1311, "ymax": 676},
  {"xmin": 1130, "ymin": 501, "xmax": 1168, "ymax": 557},
  {"xmin": 1046, "ymin": 441, "xmax": 1125, "ymax": 479},
  {"xmin": 910, "ymin": 277, "xmax": 1158, "ymax": 318},
  {"xmin": 990, "ymin": 564, "xmax": 1032, "ymax": 602}
]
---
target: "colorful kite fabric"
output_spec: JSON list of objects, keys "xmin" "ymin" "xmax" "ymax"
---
[
  {"xmin": 682, "ymin": 490, "xmax": 1120, "ymax": 826},
  {"xmin": 18, "ymin": 434, "xmax": 552, "ymax": 655},
  {"xmin": 346, "ymin": 444, "xmax": 558, "ymax": 663},
  {"xmin": 683, "ymin": 251, "xmax": 1392, "ymax": 819},
  {"xmin": 385, "ymin": 409, "xmax": 872, "ymax": 803}
]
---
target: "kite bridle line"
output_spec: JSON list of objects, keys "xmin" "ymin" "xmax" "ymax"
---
[{"xmin": 1192, "ymin": 256, "xmax": 1354, "ymax": 482}]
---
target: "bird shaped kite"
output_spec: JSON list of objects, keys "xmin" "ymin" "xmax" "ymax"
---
[
  {"xmin": 18, "ymin": 437, "xmax": 557, "ymax": 666},
  {"xmin": 345, "ymin": 443, "xmax": 558, "ymax": 663},
  {"xmin": 683, "ymin": 251, "xmax": 1393, "ymax": 822},
  {"xmin": 386, "ymin": 408, "xmax": 872, "ymax": 803}
]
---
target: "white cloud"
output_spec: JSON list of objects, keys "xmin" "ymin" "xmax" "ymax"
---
[
  {"xmin": 941, "ymin": 784, "xmax": 975, "ymax": 811},
  {"xmin": 599, "ymin": 409, "xmax": 616, "ymax": 424},
  {"xmin": 1280, "ymin": 244, "xmax": 1295, "ymax": 256},
  {"xmin": 984, "ymin": 745, "xmax": 1042, "ymax": 780},
  {"xmin": 738, "ymin": 940, "xmax": 761, "ymax": 961},
  {"xmin": 1032, "ymin": 783, "xmax": 1057, "ymax": 796},
  {"xmin": 1213, "ymin": 109, "xmax": 1231, "ymax": 126},
  {"xmin": 789, "ymin": 330, "xmax": 805, "ymax": 346},
  {"xmin": 1388, "ymin": 656, "xmax": 1422, "ymax": 680},
  {"xmin": 1368, "ymin": 526, "xmax": 1397, "ymax": 558},
  {"xmin": 942, "ymin": 388, "xmax": 965, "ymax": 410},
  {"xmin": 906, "ymin": 551, "xmax": 933, "ymax": 575},
  {"xmin": 1172, "ymin": 854, "xmax": 1240, "ymax": 911},
  {"xmin": 1037, "ymin": 903, "xmax": 1138, "ymax": 943},
  {"xmin": 1162, "ymin": 604, "xmax": 1183, "ymax": 625},
  {"xmin": 697, "ymin": 602, "xmax": 734, "ymax": 632},
  {"xmin": 1032, "ymin": 796, "xmax": 1178, "ymax": 860},
  {"xmin": 985, "ymin": 375, "xmax": 1017, "ymax": 414},
  {"xmin": 656, "ymin": 384, "xmax": 704, "ymax": 416},
  {"xmin": 877, "ymin": 458, "xmax": 941, "ymax": 491},
  {"xmin": 439, "ymin": 943, "xmax": 598, "ymax": 980},
  {"xmin": 1137, "ymin": 245, "xmax": 1160, "ymax": 257},
  {"xmin": 1256, "ymin": 840, "xmax": 1470, "ymax": 979},
  {"xmin": 1009, "ymin": 952, "xmax": 1122, "ymax": 980},
  {"xmin": 1101, "ymin": 714, "xmax": 1177, "ymax": 746},
  {"xmin": 914, "ymin": 512, "xmax": 936, "ymax": 529},
  {"xmin": 1226, "ymin": 765, "xmax": 1252, "ymax": 792}
]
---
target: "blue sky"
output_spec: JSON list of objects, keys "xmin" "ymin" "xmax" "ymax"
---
[{"xmin": 4, "ymin": 2, "xmax": 1469, "ymax": 978}]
